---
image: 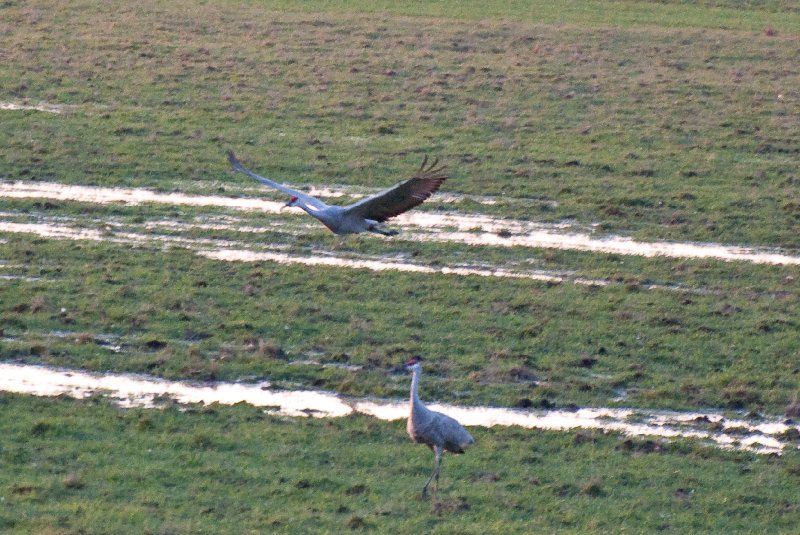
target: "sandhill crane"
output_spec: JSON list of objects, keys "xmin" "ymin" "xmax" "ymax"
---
[
  {"xmin": 405, "ymin": 356, "xmax": 474, "ymax": 497},
  {"xmin": 227, "ymin": 151, "xmax": 447, "ymax": 236}
]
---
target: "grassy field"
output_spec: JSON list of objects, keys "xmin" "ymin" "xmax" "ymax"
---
[
  {"xmin": 2, "ymin": 393, "xmax": 799, "ymax": 534},
  {"xmin": 2, "ymin": 233, "xmax": 798, "ymax": 412},
  {"xmin": 1, "ymin": 0, "xmax": 799, "ymax": 532},
  {"xmin": 2, "ymin": 0, "xmax": 798, "ymax": 246}
]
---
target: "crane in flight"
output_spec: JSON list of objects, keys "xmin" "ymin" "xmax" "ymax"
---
[
  {"xmin": 227, "ymin": 151, "xmax": 448, "ymax": 236},
  {"xmin": 404, "ymin": 356, "xmax": 474, "ymax": 497}
]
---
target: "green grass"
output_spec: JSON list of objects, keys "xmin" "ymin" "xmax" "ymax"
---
[
  {"xmin": 246, "ymin": 0, "xmax": 800, "ymax": 31},
  {"xmin": 1, "ymin": 1, "xmax": 798, "ymax": 247},
  {"xmin": 2, "ymin": 393, "xmax": 799, "ymax": 534},
  {"xmin": 1, "ymin": 1, "xmax": 800, "ymax": 532},
  {"xmin": 2, "ymin": 235, "xmax": 798, "ymax": 412}
]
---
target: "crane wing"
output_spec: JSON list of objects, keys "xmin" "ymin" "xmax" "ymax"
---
[
  {"xmin": 433, "ymin": 411, "xmax": 475, "ymax": 453},
  {"xmin": 227, "ymin": 150, "xmax": 328, "ymax": 211},
  {"xmin": 344, "ymin": 155, "xmax": 448, "ymax": 222}
]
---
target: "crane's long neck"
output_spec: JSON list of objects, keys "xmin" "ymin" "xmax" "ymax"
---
[
  {"xmin": 297, "ymin": 201, "xmax": 321, "ymax": 215},
  {"xmin": 296, "ymin": 202, "xmax": 337, "ymax": 231},
  {"xmin": 409, "ymin": 366, "xmax": 424, "ymax": 410}
]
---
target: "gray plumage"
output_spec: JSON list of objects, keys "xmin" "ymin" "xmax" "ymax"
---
[
  {"xmin": 405, "ymin": 356, "xmax": 474, "ymax": 497},
  {"xmin": 227, "ymin": 151, "xmax": 447, "ymax": 236}
]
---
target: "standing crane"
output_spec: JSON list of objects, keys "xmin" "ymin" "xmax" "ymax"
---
[
  {"xmin": 227, "ymin": 151, "xmax": 447, "ymax": 236},
  {"xmin": 404, "ymin": 356, "xmax": 474, "ymax": 497}
]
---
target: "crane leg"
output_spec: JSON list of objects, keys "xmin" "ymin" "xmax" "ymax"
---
[
  {"xmin": 421, "ymin": 446, "xmax": 443, "ymax": 498},
  {"xmin": 368, "ymin": 224, "xmax": 399, "ymax": 236}
]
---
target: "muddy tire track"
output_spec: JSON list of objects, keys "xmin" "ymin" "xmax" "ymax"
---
[
  {"xmin": 2, "ymin": 181, "xmax": 799, "ymax": 265},
  {"xmin": 1, "ymin": 363, "xmax": 796, "ymax": 454}
]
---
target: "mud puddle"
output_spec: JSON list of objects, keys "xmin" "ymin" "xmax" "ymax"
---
[
  {"xmin": 0, "ymin": 219, "xmax": 607, "ymax": 286},
  {"xmin": 198, "ymin": 249, "xmax": 606, "ymax": 286},
  {"xmin": 0, "ymin": 218, "xmax": 753, "ymax": 292},
  {"xmin": 1, "ymin": 363, "xmax": 796, "ymax": 454},
  {"xmin": 2, "ymin": 181, "xmax": 798, "ymax": 265},
  {"xmin": 0, "ymin": 101, "xmax": 68, "ymax": 113}
]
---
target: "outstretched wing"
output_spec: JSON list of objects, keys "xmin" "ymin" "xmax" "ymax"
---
[
  {"xmin": 344, "ymin": 155, "xmax": 448, "ymax": 222},
  {"xmin": 227, "ymin": 150, "xmax": 328, "ymax": 211}
]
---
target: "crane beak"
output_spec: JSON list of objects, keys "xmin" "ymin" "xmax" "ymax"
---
[{"xmin": 282, "ymin": 196, "xmax": 298, "ymax": 210}]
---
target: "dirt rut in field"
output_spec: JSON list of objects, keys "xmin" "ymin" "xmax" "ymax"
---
[
  {"xmin": 2, "ymin": 181, "xmax": 798, "ymax": 265},
  {"xmin": 1, "ymin": 363, "xmax": 796, "ymax": 454}
]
